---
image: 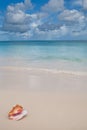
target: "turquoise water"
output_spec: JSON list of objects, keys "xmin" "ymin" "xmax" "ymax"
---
[{"xmin": 0, "ymin": 41, "xmax": 87, "ymax": 72}]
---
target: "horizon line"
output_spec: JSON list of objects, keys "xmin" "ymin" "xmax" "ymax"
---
[{"xmin": 0, "ymin": 40, "xmax": 87, "ymax": 42}]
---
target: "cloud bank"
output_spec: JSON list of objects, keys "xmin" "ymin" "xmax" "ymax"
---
[{"xmin": 0, "ymin": 0, "xmax": 87, "ymax": 40}]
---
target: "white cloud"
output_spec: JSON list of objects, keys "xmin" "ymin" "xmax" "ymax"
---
[
  {"xmin": 24, "ymin": 0, "xmax": 33, "ymax": 9},
  {"xmin": 7, "ymin": 0, "xmax": 33, "ymax": 11},
  {"xmin": 59, "ymin": 9, "xmax": 85, "ymax": 23},
  {"xmin": 6, "ymin": 10, "xmax": 26, "ymax": 24},
  {"xmin": 59, "ymin": 25, "xmax": 68, "ymax": 35},
  {"xmin": 3, "ymin": 12, "xmax": 41, "ymax": 33},
  {"xmin": 83, "ymin": 0, "xmax": 87, "ymax": 10},
  {"xmin": 58, "ymin": 9, "xmax": 87, "ymax": 37},
  {"xmin": 3, "ymin": 10, "xmax": 31, "ymax": 33},
  {"xmin": 29, "ymin": 24, "xmax": 68, "ymax": 40},
  {"xmin": 72, "ymin": 0, "xmax": 87, "ymax": 10},
  {"xmin": 41, "ymin": 0, "xmax": 64, "ymax": 12},
  {"xmin": 3, "ymin": 0, "xmax": 41, "ymax": 33}
]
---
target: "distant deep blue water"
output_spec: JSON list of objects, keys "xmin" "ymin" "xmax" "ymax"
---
[{"xmin": 0, "ymin": 41, "xmax": 87, "ymax": 72}]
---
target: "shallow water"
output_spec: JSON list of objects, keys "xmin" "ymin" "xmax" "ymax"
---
[{"xmin": 0, "ymin": 40, "xmax": 87, "ymax": 73}]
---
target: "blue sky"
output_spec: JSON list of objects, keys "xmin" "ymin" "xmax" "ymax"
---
[{"xmin": 0, "ymin": 0, "xmax": 87, "ymax": 40}]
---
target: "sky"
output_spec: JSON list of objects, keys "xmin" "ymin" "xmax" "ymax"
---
[{"xmin": 0, "ymin": 0, "xmax": 87, "ymax": 40}]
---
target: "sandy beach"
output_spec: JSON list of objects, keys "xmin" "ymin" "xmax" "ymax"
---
[
  {"xmin": 0, "ymin": 0, "xmax": 87, "ymax": 128},
  {"xmin": 0, "ymin": 67, "xmax": 87, "ymax": 130}
]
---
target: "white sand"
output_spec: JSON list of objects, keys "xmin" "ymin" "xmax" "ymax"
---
[{"xmin": 0, "ymin": 67, "xmax": 87, "ymax": 130}]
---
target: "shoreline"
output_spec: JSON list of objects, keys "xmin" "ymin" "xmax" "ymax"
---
[
  {"xmin": 0, "ymin": 66, "xmax": 87, "ymax": 92},
  {"xmin": 0, "ymin": 66, "xmax": 87, "ymax": 76}
]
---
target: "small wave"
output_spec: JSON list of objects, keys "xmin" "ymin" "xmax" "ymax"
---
[
  {"xmin": 0, "ymin": 66, "xmax": 87, "ymax": 76},
  {"xmin": 30, "ymin": 68, "xmax": 87, "ymax": 76}
]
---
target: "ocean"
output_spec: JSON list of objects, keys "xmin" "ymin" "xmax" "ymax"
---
[{"xmin": 0, "ymin": 40, "xmax": 87, "ymax": 75}]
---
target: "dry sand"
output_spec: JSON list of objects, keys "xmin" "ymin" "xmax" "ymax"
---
[{"xmin": 0, "ymin": 67, "xmax": 87, "ymax": 130}]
